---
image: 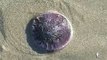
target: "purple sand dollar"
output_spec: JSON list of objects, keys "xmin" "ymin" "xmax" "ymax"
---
[{"xmin": 32, "ymin": 11, "xmax": 73, "ymax": 52}]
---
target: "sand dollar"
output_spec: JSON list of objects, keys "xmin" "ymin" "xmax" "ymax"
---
[{"xmin": 32, "ymin": 11, "xmax": 73, "ymax": 52}]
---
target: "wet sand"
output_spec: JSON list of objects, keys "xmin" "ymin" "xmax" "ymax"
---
[{"xmin": 0, "ymin": 0, "xmax": 107, "ymax": 60}]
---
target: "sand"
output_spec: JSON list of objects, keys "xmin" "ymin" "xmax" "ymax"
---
[{"xmin": 0, "ymin": 0, "xmax": 107, "ymax": 60}]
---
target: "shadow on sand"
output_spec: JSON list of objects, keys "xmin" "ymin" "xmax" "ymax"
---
[{"xmin": 0, "ymin": 8, "xmax": 6, "ymax": 40}]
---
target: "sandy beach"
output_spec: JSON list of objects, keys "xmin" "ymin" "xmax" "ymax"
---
[{"xmin": 0, "ymin": 0, "xmax": 107, "ymax": 60}]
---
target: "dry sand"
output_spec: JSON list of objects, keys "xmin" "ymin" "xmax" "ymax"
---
[{"xmin": 0, "ymin": 0, "xmax": 107, "ymax": 60}]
